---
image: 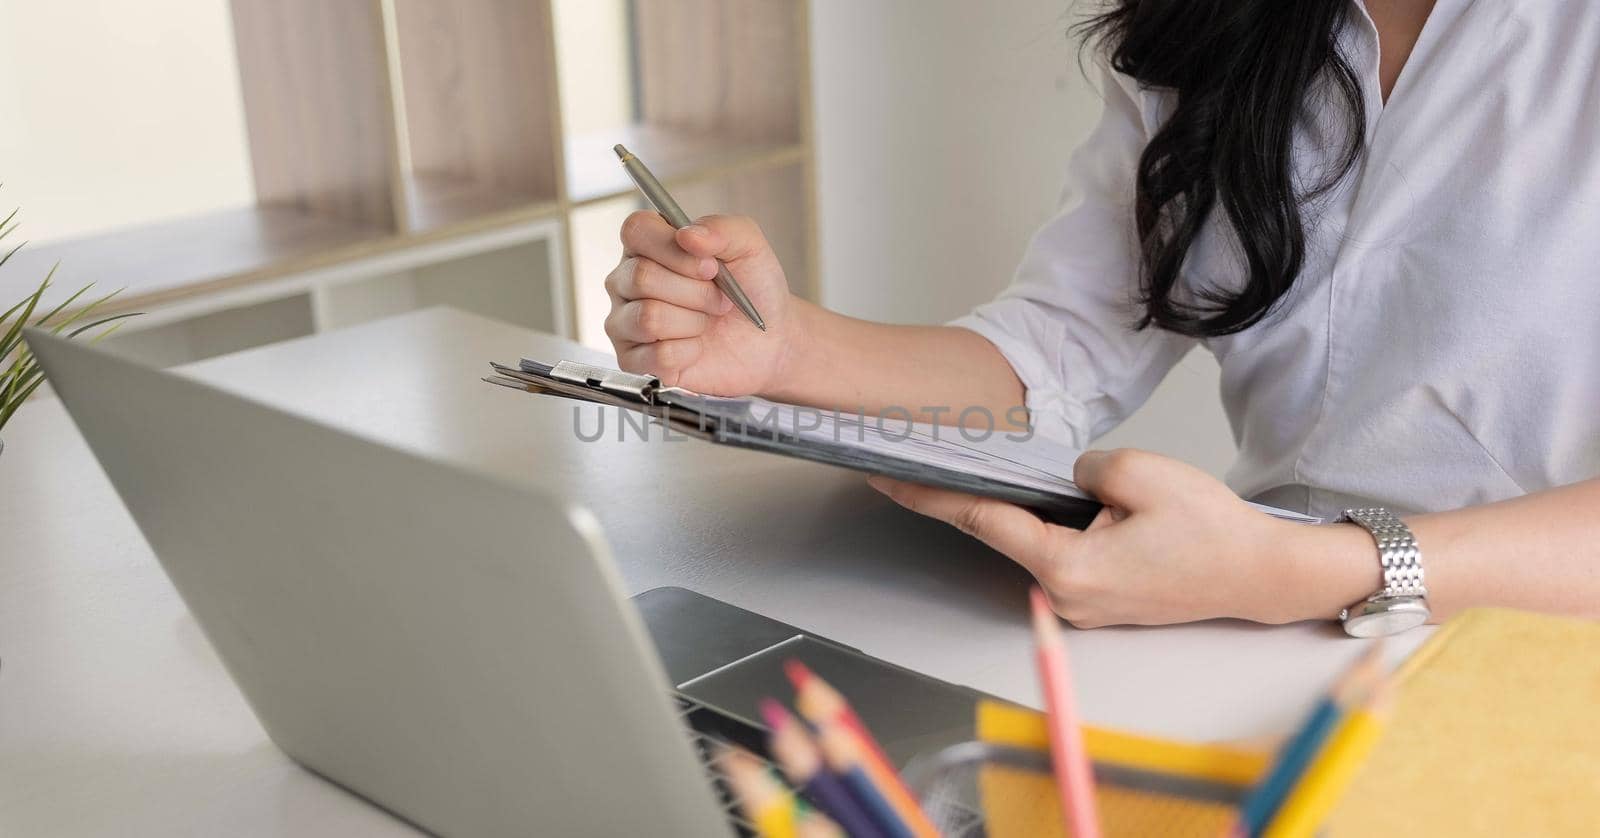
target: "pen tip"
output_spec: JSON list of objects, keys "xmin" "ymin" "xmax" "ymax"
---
[{"xmin": 613, "ymin": 144, "xmax": 631, "ymax": 160}]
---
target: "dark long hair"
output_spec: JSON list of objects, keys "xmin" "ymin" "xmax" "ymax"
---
[{"xmin": 1079, "ymin": 1, "xmax": 1367, "ymax": 337}]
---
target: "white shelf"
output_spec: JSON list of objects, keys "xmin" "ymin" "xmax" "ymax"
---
[
  {"xmin": 101, "ymin": 294, "xmax": 316, "ymax": 369},
  {"xmin": 79, "ymin": 216, "xmax": 569, "ymax": 368},
  {"xmin": 314, "ymin": 237, "xmax": 562, "ymax": 334},
  {"xmin": 1, "ymin": 205, "xmax": 388, "ymax": 316}
]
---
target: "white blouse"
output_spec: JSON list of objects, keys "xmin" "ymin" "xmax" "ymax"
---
[{"xmin": 952, "ymin": 0, "xmax": 1600, "ymax": 519}]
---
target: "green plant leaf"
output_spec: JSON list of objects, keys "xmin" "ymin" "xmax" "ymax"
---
[
  {"xmin": 0, "ymin": 289, "xmax": 36, "ymax": 329},
  {"xmin": 64, "ymin": 310, "xmax": 141, "ymax": 339},
  {"xmin": 0, "ymin": 190, "xmax": 143, "ymax": 431},
  {"xmin": 0, "ymin": 238, "xmax": 27, "ymax": 273},
  {"xmin": 45, "ymin": 285, "xmax": 123, "ymax": 335},
  {"xmin": 0, "ymin": 265, "xmax": 51, "ymax": 368},
  {"xmin": 1, "ymin": 355, "xmax": 38, "ymax": 410},
  {"xmin": 0, "ymin": 340, "xmax": 35, "ymax": 400},
  {"xmin": 88, "ymin": 318, "xmax": 133, "ymax": 344},
  {"xmin": 0, "ymin": 369, "xmax": 48, "ymax": 428},
  {"xmin": 32, "ymin": 271, "xmax": 95, "ymax": 328},
  {"xmin": 0, "ymin": 309, "xmax": 139, "ymax": 417}
]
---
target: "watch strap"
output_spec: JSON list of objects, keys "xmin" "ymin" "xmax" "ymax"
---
[{"xmin": 1339, "ymin": 507, "xmax": 1428, "ymax": 600}]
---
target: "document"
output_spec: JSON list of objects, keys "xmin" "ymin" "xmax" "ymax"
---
[{"xmin": 485, "ymin": 358, "xmax": 1322, "ymax": 528}]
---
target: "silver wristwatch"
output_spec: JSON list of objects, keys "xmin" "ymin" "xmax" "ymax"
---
[{"xmin": 1337, "ymin": 507, "xmax": 1430, "ymax": 637}]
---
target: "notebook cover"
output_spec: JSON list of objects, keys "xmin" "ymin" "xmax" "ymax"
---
[{"xmin": 1325, "ymin": 608, "xmax": 1600, "ymax": 836}]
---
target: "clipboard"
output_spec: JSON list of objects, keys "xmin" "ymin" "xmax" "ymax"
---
[{"xmin": 484, "ymin": 358, "xmax": 1322, "ymax": 529}]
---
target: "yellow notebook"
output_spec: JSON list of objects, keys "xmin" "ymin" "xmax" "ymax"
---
[
  {"xmin": 1326, "ymin": 608, "xmax": 1600, "ymax": 837},
  {"xmin": 975, "ymin": 609, "xmax": 1600, "ymax": 837}
]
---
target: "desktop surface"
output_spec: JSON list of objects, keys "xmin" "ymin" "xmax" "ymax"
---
[{"xmin": 0, "ymin": 307, "xmax": 1430, "ymax": 837}]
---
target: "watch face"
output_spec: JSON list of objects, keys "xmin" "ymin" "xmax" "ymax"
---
[{"xmin": 1345, "ymin": 599, "xmax": 1430, "ymax": 638}]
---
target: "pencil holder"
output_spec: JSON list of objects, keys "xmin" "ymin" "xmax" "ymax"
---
[{"xmin": 906, "ymin": 703, "xmax": 1267, "ymax": 838}]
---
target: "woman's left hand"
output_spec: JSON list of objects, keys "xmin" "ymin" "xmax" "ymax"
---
[{"xmin": 867, "ymin": 448, "xmax": 1376, "ymax": 627}]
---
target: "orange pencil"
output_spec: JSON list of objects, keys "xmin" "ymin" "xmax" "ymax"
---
[
  {"xmin": 785, "ymin": 660, "xmax": 939, "ymax": 838},
  {"xmin": 1030, "ymin": 586, "xmax": 1101, "ymax": 838}
]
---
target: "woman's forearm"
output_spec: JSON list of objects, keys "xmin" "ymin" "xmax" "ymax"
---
[
  {"xmin": 764, "ymin": 298, "xmax": 1026, "ymax": 427},
  {"xmin": 1291, "ymin": 477, "xmax": 1600, "ymax": 622},
  {"xmin": 1407, "ymin": 477, "xmax": 1600, "ymax": 620}
]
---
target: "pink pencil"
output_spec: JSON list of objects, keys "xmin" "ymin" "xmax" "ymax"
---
[{"xmin": 1030, "ymin": 586, "xmax": 1101, "ymax": 838}]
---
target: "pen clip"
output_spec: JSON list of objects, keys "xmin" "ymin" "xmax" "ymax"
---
[{"xmin": 549, "ymin": 360, "xmax": 661, "ymax": 403}]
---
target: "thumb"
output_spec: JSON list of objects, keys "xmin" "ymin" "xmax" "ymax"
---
[
  {"xmin": 675, "ymin": 214, "xmax": 767, "ymax": 262},
  {"xmin": 1072, "ymin": 448, "xmax": 1188, "ymax": 513}
]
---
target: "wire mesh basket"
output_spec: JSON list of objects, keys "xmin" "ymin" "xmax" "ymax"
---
[
  {"xmin": 905, "ymin": 741, "xmax": 1048, "ymax": 837},
  {"xmin": 905, "ymin": 739, "xmax": 1250, "ymax": 838}
]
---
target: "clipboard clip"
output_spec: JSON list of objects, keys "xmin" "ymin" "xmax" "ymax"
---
[{"xmin": 549, "ymin": 360, "xmax": 660, "ymax": 403}]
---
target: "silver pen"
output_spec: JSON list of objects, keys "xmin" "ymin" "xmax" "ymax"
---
[{"xmin": 613, "ymin": 144, "xmax": 767, "ymax": 331}]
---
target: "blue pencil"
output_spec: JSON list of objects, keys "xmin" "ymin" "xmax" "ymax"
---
[
  {"xmin": 1233, "ymin": 642, "xmax": 1385, "ymax": 837},
  {"xmin": 813, "ymin": 716, "xmax": 914, "ymax": 838},
  {"xmin": 804, "ymin": 766, "xmax": 890, "ymax": 838}
]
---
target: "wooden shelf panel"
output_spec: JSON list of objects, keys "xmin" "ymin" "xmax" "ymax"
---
[
  {"xmin": 634, "ymin": 0, "xmax": 804, "ymax": 143},
  {"xmin": 402, "ymin": 172, "xmax": 554, "ymax": 233},
  {"xmin": 2, "ymin": 205, "xmax": 388, "ymax": 314},
  {"xmin": 566, "ymin": 123, "xmax": 805, "ymax": 206},
  {"xmin": 390, "ymin": 0, "xmax": 561, "ymax": 229},
  {"xmin": 229, "ymin": 0, "xmax": 399, "ymax": 230}
]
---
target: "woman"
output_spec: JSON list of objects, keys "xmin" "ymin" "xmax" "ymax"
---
[{"xmin": 601, "ymin": 0, "xmax": 1600, "ymax": 632}]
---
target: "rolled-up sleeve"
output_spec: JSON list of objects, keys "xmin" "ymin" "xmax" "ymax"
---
[{"xmin": 950, "ymin": 66, "xmax": 1195, "ymax": 449}]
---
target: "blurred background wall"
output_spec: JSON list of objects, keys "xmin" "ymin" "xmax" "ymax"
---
[
  {"xmin": 0, "ymin": 0, "xmax": 254, "ymax": 242},
  {"xmin": 809, "ymin": 0, "xmax": 1237, "ymax": 475}
]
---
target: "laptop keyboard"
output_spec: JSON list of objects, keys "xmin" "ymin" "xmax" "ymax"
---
[
  {"xmin": 671, "ymin": 692, "xmax": 984, "ymax": 838},
  {"xmin": 673, "ymin": 692, "xmax": 767, "ymax": 836}
]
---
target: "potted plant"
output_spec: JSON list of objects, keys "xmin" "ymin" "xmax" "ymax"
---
[{"xmin": 0, "ymin": 205, "xmax": 139, "ymax": 457}]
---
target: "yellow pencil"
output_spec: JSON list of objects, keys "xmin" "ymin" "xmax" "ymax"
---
[
  {"xmin": 720, "ymin": 746, "xmax": 800, "ymax": 838},
  {"xmin": 1261, "ymin": 679, "xmax": 1395, "ymax": 838}
]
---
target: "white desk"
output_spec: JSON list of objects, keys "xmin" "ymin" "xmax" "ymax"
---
[{"xmin": 0, "ymin": 308, "xmax": 1430, "ymax": 836}]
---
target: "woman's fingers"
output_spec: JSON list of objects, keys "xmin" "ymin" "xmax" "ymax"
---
[
  {"xmin": 620, "ymin": 210, "xmax": 717, "ymax": 280},
  {"xmin": 618, "ymin": 338, "xmax": 703, "ymax": 384},
  {"xmin": 606, "ymin": 257, "xmax": 730, "ymax": 316},
  {"xmin": 866, "ymin": 476, "xmax": 1070, "ymax": 576},
  {"xmin": 604, "ymin": 299, "xmax": 710, "ymax": 343},
  {"xmin": 675, "ymin": 214, "xmax": 768, "ymax": 262}
]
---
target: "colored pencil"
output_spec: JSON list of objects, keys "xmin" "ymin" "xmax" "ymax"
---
[
  {"xmin": 1231, "ymin": 641, "xmax": 1386, "ymax": 837},
  {"xmin": 796, "ymin": 808, "xmax": 847, "ymax": 838},
  {"xmin": 1261, "ymin": 678, "xmax": 1395, "ymax": 838},
  {"xmin": 1029, "ymin": 586, "xmax": 1102, "ymax": 838},
  {"xmin": 811, "ymin": 715, "xmax": 917, "ymax": 838},
  {"xmin": 720, "ymin": 745, "xmax": 801, "ymax": 838},
  {"xmin": 762, "ymin": 698, "xmax": 887, "ymax": 838},
  {"xmin": 785, "ymin": 660, "xmax": 939, "ymax": 838}
]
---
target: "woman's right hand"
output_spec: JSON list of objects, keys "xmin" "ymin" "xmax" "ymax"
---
[{"xmin": 605, "ymin": 211, "xmax": 800, "ymax": 396}]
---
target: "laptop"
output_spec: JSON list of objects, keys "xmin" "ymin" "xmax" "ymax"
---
[{"xmin": 28, "ymin": 329, "xmax": 990, "ymax": 837}]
